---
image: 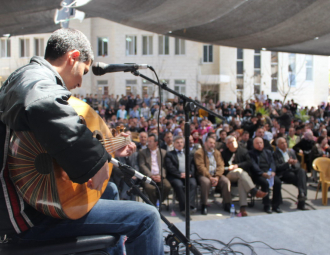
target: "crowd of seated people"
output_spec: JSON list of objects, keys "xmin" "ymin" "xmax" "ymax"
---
[{"xmin": 83, "ymin": 92, "xmax": 330, "ymax": 217}]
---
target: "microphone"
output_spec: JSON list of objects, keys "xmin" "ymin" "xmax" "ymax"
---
[
  {"xmin": 92, "ymin": 62, "xmax": 149, "ymax": 76},
  {"xmin": 110, "ymin": 158, "xmax": 154, "ymax": 184}
]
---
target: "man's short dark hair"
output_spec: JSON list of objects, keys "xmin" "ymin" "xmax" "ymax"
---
[
  {"xmin": 220, "ymin": 130, "xmax": 227, "ymax": 135},
  {"xmin": 205, "ymin": 136, "xmax": 216, "ymax": 143},
  {"xmin": 148, "ymin": 133, "xmax": 159, "ymax": 143},
  {"xmin": 242, "ymin": 131, "xmax": 249, "ymax": 136},
  {"xmin": 164, "ymin": 131, "xmax": 172, "ymax": 137},
  {"xmin": 45, "ymin": 28, "xmax": 94, "ymax": 62}
]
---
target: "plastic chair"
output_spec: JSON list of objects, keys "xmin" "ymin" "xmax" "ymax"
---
[{"xmin": 312, "ymin": 157, "xmax": 330, "ymax": 204}]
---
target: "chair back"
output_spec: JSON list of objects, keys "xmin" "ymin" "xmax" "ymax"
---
[{"xmin": 313, "ymin": 157, "xmax": 330, "ymax": 182}]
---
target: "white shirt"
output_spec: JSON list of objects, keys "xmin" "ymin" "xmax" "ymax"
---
[{"xmin": 150, "ymin": 149, "xmax": 160, "ymax": 175}]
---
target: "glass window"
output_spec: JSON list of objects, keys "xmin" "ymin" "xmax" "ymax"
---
[
  {"xmin": 158, "ymin": 35, "xmax": 169, "ymax": 55},
  {"xmin": 126, "ymin": 79, "xmax": 137, "ymax": 95},
  {"xmin": 237, "ymin": 62, "xmax": 243, "ymax": 75},
  {"xmin": 159, "ymin": 79, "xmax": 169, "ymax": 102},
  {"xmin": 126, "ymin": 36, "xmax": 137, "ymax": 56},
  {"xmin": 236, "ymin": 48, "xmax": 244, "ymax": 95},
  {"xmin": 306, "ymin": 55, "xmax": 313, "ymax": 81},
  {"xmin": 20, "ymin": 38, "xmax": 30, "ymax": 58},
  {"xmin": 237, "ymin": 48, "xmax": 243, "ymax": 60},
  {"xmin": 34, "ymin": 38, "xmax": 44, "ymax": 57},
  {"xmin": 203, "ymin": 45, "xmax": 213, "ymax": 63},
  {"xmin": 288, "ymin": 53, "xmax": 296, "ymax": 86},
  {"xmin": 98, "ymin": 37, "xmax": 108, "ymax": 56},
  {"xmin": 142, "ymin": 35, "xmax": 153, "ymax": 55},
  {"xmin": 97, "ymin": 80, "xmax": 109, "ymax": 95},
  {"xmin": 174, "ymin": 79, "xmax": 186, "ymax": 94},
  {"xmin": 271, "ymin": 52, "xmax": 278, "ymax": 92},
  {"xmin": 0, "ymin": 38, "xmax": 11, "ymax": 58},
  {"xmin": 175, "ymin": 38, "xmax": 185, "ymax": 55}
]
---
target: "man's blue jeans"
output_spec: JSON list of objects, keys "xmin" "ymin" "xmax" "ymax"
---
[{"xmin": 16, "ymin": 182, "xmax": 164, "ymax": 255}]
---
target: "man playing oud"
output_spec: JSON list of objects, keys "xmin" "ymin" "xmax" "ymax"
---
[{"xmin": 0, "ymin": 28, "xmax": 164, "ymax": 254}]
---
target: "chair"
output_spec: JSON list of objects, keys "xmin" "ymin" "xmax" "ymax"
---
[
  {"xmin": 313, "ymin": 157, "xmax": 330, "ymax": 205},
  {"xmin": 0, "ymin": 235, "xmax": 120, "ymax": 255}
]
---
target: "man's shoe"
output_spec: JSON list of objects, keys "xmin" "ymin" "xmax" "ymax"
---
[
  {"xmin": 298, "ymin": 194, "xmax": 307, "ymax": 201},
  {"xmin": 201, "ymin": 205, "xmax": 208, "ymax": 215},
  {"xmin": 255, "ymin": 190, "xmax": 268, "ymax": 198},
  {"xmin": 224, "ymin": 203, "xmax": 231, "ymax": 213},
  {"xmin": 264, "ymin": 206, "xmax": 272, "ymax": 214},
  {"xmin": 190, "ymin": 207, "xmax": 197, "ymax": 215},
  {"xmin": 297, "ymin": 201, "xmax": 309, "ymax": 210},
  {"xmin": 272, "ymin": 207, "xmax": 283, "ymax": 213},
  {"xmin": 240, "ymin": 207, "xmax": 248, "ymax": 217}
]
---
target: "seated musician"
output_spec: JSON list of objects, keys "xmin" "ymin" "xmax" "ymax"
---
[{"xmin": 0, "ymin": 28, "xmax": 163, "ymax": 255}]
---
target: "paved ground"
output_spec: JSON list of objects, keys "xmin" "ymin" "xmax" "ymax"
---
[{"xmin": 150, "ymin": 174, "xmax": 327, "ymax": 224}]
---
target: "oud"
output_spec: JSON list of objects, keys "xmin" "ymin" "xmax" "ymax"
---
[{"xmin": 7, "ymin": 97, "xmax": 130, "ymax": 220}]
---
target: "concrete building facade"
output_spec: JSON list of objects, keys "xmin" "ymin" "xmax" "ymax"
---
[{"xmin": 0, "ymin": 17, "xmax": 328, "ymax": 107}]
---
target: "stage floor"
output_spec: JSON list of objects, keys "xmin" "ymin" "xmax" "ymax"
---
[{"xmin": 162, "ymin": 209, "xmax": 330, "ymax": 255}]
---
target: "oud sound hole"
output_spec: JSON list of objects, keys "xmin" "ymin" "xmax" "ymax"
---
[{"xmin": 34, "ymin": 153, "xmax": 53, "ymax": 175}]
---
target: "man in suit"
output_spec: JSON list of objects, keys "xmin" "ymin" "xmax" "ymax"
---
[
  {"xmin": 165, "ymin": 136, "xmax": 197, "ymax": 216},
  {"xmin": 247, "ymin": 127, "xmax": 273, "ymax": 151},
  {"xmin": 195, "ymin": 136, "xmax": 232, "ymax": 215},
  {"xmin": 111, "ymin": 151, "xmax": 140, "ymax": 201},
  {"xmin": 249, "ymin": 137, "xmax": 283, "ymax": 214},
  {"xmin": 139, "ymin": 134, "xmax": 171, "ymax": 206},
  {"xmin": 161, "ymin": 131, "xmax": 174, "ymax": 151},
  {"xmin": 136, "ymin": 132, "xmax": 148, "ymax": 151},
  {"xmin": 222, "ymin": 136, "xmax": 267, "ymax": 216},
  {"xmin": 273, "ymin": 137, "xmax": 308, "ymax": 210}
]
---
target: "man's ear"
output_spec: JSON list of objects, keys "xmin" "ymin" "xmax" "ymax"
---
[{"xmin": 69, "ymin": 50, "xmax": 81, "ymax": 65}]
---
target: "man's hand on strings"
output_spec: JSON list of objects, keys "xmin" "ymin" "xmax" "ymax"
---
[
  {"xmin": 115, "ymin": 132, "xmax": 136, "ymax": 158},
  {"xmin": 87, "ymin": 161, "xmax": 109, "ymax": 191}
]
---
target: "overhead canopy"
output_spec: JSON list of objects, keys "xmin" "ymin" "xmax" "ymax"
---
[{"xmin": 1, "ymin": 0, "xmax": 330, "ymax": 55}]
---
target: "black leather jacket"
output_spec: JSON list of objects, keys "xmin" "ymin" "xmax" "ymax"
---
[{"xmin": 0, "ymin": 56, "xmax": 108, "ymax": 235}]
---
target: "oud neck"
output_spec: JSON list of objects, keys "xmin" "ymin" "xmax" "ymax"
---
[{"xmin": 102, "ymin": 136, "xmax": 131, "ymax": 155}]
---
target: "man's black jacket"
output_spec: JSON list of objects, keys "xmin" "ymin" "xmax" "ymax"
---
[
  {"xmin": 164, "ymin": 150, "xmax": 195, "ymax": 182},
  {"xmin": 221, "ymin": 146, "xmax": 251, "ymax": 175},
  {"xmin": 273, "ymin": 148, "xmax": 300, "ymax": 178},
  {"xmin": 0, "ymin": 57, "xmax": 109, "ymax": 235},
  {"xmin": 249, "ymin": 149, "xmax": 276, "ymax": 178}
]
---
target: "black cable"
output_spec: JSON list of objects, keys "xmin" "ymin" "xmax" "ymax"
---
[{"xmin": 149, "ymin": 66, "xmax": 163, "ymax": 212}]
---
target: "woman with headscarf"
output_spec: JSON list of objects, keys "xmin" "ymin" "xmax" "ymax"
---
[{"xmin": 293, "ymin": 130, "xmax": 315, "ymax": 172}]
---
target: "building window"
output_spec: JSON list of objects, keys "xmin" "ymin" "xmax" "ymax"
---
[
  {"xmin": 236, "ymin": 48, "xmax": 244, "ymax": 102},
  {"xmin": 97, "ymin": 80, "xmax": 109, "ymax": 95},
  {"xmin": 142, "ymin": 35, "xmax": 153, "ymax": 55},
  {"xmin": 174, "ymin": 80, "xmax": 185, "ymax": 94},
  {"xmin": 271, "ymin": 52, "xmax": 278, "ymax": 92},
  {"xmin": 158, "ymin": 35, "xmax": 169, "ymax": 55},
  {"xmin": 288, "ymin": 53, "xmax": 296, "ymax": 87},
  {"xmin": 98, "ymin": 37, "xmax": 108, "ymax": 56},
  {"xmin": 126, "ymin": 80, "xmax": 137, "ymax": 95},
  {"xmin": 20, "ymin": 38, "xmax": 30, "ymax": 58},
  {"xmin": 142, "ymin": 79, "xmax": 154, "ymax": 97},
  {"xmin": 254, "ymin": 50, "xmax": 261, "ymax": 95},
  {"xmin": 160, "ymin": 79, "xmax": 169, "ymax": 102},
  {"xmin": 0, "ymin": 39, "xmax": 11, "ymax": 58},
  {"xmin": 306, "ymin": 55, "xmax": 313, "ymax": 81},
  {"xmin": 34, "ymin": 38, "xmax": 44, "ymax": 57},
  {"xmin": 126, "ymin": 36, "xmax": 137, "ymax": 56},
  {"xmin": 203, "ymin": 45, "xmax": 213, "ymax": 63},
  {"xmin": 175, "ymin": 38, "xmax": 185, "ymax": 55}
]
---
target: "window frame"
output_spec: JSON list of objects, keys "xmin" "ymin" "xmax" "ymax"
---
[
  {"xmin": 158, "ymin": 35, "xmax": 169, "ymax": 55},
  {"xmin": 97, "ymin": 37, "xmax": 109, "ymax": 57},
  {"xmin": 126, "ymin": 35, "xmax": 137, "ymax": 56},
  {"xmin": 175, "ymin": 38, "xmax": 185, "ymax": 55},
  {"xmin": 203, "ymin": 44, "xmax": 213, "ymax": 63},
  {"xmin": 0, "ymin": 38, "xmax": 11, "ymax": 58},
  {"xmin": 19, "ymin": 38, "xmax": 30, "ymax": 58}
]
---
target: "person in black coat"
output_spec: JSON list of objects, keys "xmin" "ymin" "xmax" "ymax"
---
[
  {"xmin": 273, "ymin": 138, "xmax": 307, "ymax": 210},
  {"xmin": 273, "ymin": 105, "xmax": 292, "ymax": 131},
  {"xmin": 292, "ymin": 130, "xmax": 315, "ymax": 172},
  {"xmin": 249, "ymin": 137, "xmax": 283, "ymax": 214},
  {"xmin": 247, "ymin": 127, "xmax": 273, "ymax": 152},
  {"xmin": 222, "ymin": 136, "xmax": 267, "ymax": 216},
  {"xmin": 164, "ymin": 136, "xmax": 197, "ymax": 215}
]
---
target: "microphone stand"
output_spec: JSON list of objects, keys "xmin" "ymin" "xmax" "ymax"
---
[
  {"xmin": 119, "ymin": 164, "xmax": 202, "ymax": 255},
  {"xmin": 131, "ymin": 70, "xmax": 226, "ymax": 255}
]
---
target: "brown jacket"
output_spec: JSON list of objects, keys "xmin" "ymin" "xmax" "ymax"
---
[
  {"xmin": 194, "ymin": 148, "xmax": 224, "ymax": 178},
  {"xmin": 138, "ymin": 148, "xmax": 167, "ymax": 178}
]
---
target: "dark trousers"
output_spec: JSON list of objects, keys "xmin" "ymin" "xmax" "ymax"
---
[
  {"xmin": 169, "ymin": 177, "xmax": 197, "ymax": 211},
  {"xmin": 143, "ymin": 179, "xmax": 171, "ymax": 206},
  {"xmin": 253, "ymin": 175, "xmax": 282, "ymax": 208},
  {"xmin": 198, "ymin": 175, "xmax": 231, "ymax": 205},
  {"xmin": 281, "ymin": 168, "xmax": 307, "ymax": 197}
]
